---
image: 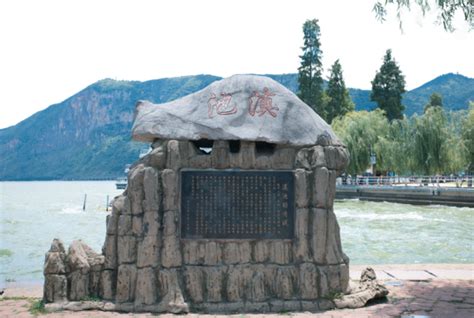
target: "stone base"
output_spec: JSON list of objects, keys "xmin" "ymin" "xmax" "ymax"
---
[
  {"xmin": 46, "ymin": 299, "xmax": 337, "ymax": 314},
  {"xmin": 45, "ymin": 268, "xmax": 389, "ymax": 314},
  {"xmin": 43, "ymin": 139, "xmax": 352, "ymax": 313}
]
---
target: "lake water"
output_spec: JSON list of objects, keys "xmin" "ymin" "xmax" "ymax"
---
[{"xmin": 1, "ymin": 181, "xmax": 473, "ymax": 285}]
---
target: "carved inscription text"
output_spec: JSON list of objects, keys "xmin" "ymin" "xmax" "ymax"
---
[{"xmin": 181, "ymin": 170, "xmax": 294, "ymax": 239}]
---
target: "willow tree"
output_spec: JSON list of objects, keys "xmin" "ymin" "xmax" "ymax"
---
[
  {"xmin": 332, "ymin": 109, "xmax": 388, "ymax": 175},
  {"xmin": 373, "ymin": 0, "xmax": 473, "ymax": 31},
  {"xmin": 375, "ymin": 118, "xmax": 413, "ymax": 174},
  {"xmin": 462, "ymin": 103, "xmax": 474, "ymax": 174},
  {"xmin": 412, "ymin": 106, "xmax": 449, "ymax": 174}
]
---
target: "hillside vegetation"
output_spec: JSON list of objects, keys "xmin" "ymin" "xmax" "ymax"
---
[{"xmin": 0, "ymin": 73, "xmax": 472, "ymax": 180}]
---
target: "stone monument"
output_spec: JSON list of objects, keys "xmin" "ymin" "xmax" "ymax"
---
[{"xmin": 43, "ymin": 75, "xmax": 356, "ymax": 313}]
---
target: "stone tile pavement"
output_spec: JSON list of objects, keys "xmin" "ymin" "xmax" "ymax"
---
[{"xmin": 1, "ymin": 264, "xmax": 473, "ymax": 317}]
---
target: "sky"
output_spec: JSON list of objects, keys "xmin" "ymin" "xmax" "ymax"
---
[{"xmin": 0, "ymin": 0, "xmax": 472, "ymax": 129}]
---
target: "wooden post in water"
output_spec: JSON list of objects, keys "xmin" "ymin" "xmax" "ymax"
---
[
  {"xmin": 106, "ymin": 195, "xmax": 109, "ymax": 212},
  {"xmin": 83, "ymin": 194, "xmax": 87, "ymax": 211}
]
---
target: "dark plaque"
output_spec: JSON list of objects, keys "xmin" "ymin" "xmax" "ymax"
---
[{"xmin": 181, "ymin": 170, "xmax": 294, "ymax": 239}]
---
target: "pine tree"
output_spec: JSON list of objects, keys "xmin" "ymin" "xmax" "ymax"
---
[
  {"xmin": 326, "ymin": 59, "xmax": 354, "ymax": 124},
  {"xmin": 424, "ymin": 92, "xmax": 443, "ymax": 113},
  {"xmin": 371, "ymin": 49, "xmax": 406, "ymax": 121},
  {"xmin": 298, "ymin": 19, "xmax": 325, "ymax": 119}
]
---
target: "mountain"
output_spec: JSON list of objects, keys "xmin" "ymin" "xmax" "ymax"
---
[
  {"xmin": 0, "ymin": 73, "xmax": 472, "ymax": 180},
  {"xmin": 264, "ymin": 74, "xmax": 474, "ymax": 113},
  {"xmin": 0, "ymin": 75, "xmax": 220, "ymax": 180},
  {"xmin": 403, "ymin": 73, "xmax": 474, "ymax": 115}
]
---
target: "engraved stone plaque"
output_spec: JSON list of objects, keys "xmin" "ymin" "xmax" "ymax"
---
[{"xmin": 181, "ymin": 170, "xmax": 294, "ymax": 239}]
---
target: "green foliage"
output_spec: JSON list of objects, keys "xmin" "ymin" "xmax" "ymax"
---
[
  {"xmin": 444, "ymin": 111, "xmax": 468, "ymax": 174},
  {"xmin": 411, "ymin": 107, "xmax": 449, "ymax": 174},
  {"xmin": 0, "ymin": 72, "xmax": 471, "ymax": 180},
  {"xmin": 371, "ymin": 49, "xmax": 406, "ymax": 121},
  {"xmin": 297, "ymin": 19, "xmax": 325, "ymax": 118},
  {"xmin": 404, "ymin": 73, "xmax": 473, "ymax": 115},
  {"xmin": 429, "ymin": 92, "xmax": 443, "ymax": 107},
  {"xmin": 372, "ymin": 0, "xmax": 474, "ymax": 31},
  {"xmin": 324, "ymin": 291, "xmax": 344, "ymax": 300},
  {"xmin": 333, "ymin": 107, "xmax": 470, "ymax": 175},
  {"xmin": 325, "ymin": 59, "xmax": 355, "ymax": 124},
  {"xmin": 0, "ymin": 75, "xmax": 220, "ymax": 180},
  {"xmin": 29, "ymin": 299, "xmax": 46, "ymax": 315},
  {"xmin": 332, "ymin": 109, "xmax": 389, "ymax": 175},
  {"xmin": 349, "ymin": 73, "xmax": 473, "ymax": 115},
  {"xmin": 461, "ymin": 103, "xmax": 474, "ymax": 173},
  {"xmin": 424, "ymin": 92, "xmax": 443, "ymax": 112},
  {"xmin": 374, "ymin": 118, "xmax": 413, "ymax": 174},
  {"xmin": 348, "ymin": 88, "xmax": 377, "ymax": 111}
]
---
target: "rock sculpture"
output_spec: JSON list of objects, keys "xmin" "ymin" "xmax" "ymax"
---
[
  {"xmin": 42, "ymin": 75, "xmax": 371, "ymax": 313},
  {"xmin": 334, "ymin": 268, "xmax": 389, "ymax": 309}
]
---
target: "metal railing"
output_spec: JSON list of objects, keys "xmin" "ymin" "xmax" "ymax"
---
[{"xmin": 336, "ymin": 175, "xmax": 474, "ymax": 188}]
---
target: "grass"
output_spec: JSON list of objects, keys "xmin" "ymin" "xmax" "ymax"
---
[
  {"xmin": 324, "ymin": 291, "xmax": 344, "ymax": 301},
  {"xmin": 0, "ymin": 296, "xmax": 47, "ymax": 315},
  {"xmin": 0, "ymin": 296, "xmax": 32, "ymax": 301},
  {"xmin": 29, "ymin": 299, "xmax": 46, "ymax": 315},
  {"xmin": 278, "ymin": 310, "xmax": 292, "ymax": 315}
]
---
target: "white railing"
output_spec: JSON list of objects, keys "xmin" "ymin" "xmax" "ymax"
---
[{"xmin": 336, "ymin": 175, "xmax": 474, "ymax": 188}]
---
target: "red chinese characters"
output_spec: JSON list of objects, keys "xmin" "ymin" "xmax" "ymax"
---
[
  {"xmin": 207, "ymin": 87, "xmax": 279, "ymax": 119},
  {"xmin": 248, "ymin": 87, "xmax": 279, "ymax": 118},
  {"xmin": 208, "ymin": 93, "xmax": 238, "ymax": 118}
]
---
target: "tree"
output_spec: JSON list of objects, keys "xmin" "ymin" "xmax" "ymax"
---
[
  {"xmin": 298, "ymin": 19, "xmax": 325, "ymax": 119},
  {"xmin": 444, "ymin": 110, "xmax": 469, "ymax": 174},
  {"xmin": 424, "ymin": 92, "xmax": 443, "ymax": 112},
  {"xmin": 333, "ymin": 107, "xmax": 469, "ymax": 175},
  {"xmin": 375, "ymin": 118, "xmax": 414, "ymax": 174},
  {"xmin": 325, "ymin": 59, "xmax": 355, "ymax": 124},
  {"xmin": 461, "ymin": 103, "xmax": 474, "ymax": 174},
  {"xmin": 372, "ymin": 0, "xmax": 473, "ymax": 31},
  {"xmin": 412, "ymin": 106, "xmax": 448, "ymax": 174},
  {"xmin": 332, "ymin": 109, "xmax": 389, "ymax": 175},
  {"xmin": 371, "ymin": 49, "xmax": 406, "ymax": 121}
]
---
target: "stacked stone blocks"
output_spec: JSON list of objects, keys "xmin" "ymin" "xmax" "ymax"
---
[{"xmin": 43, "ymin": 138, "xmax": 350, "ymax": 313}]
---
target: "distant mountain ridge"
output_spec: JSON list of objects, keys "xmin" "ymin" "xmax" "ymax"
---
[
  {"xmin": 0, "ymin": 75, "xmax": 220, "ymax": 180},
  {"xmin": 403, "ymin": 73, "xmax": 473, "ymax": 115},
  {"xmin": 0, "ymin": 73, "xmax": 472, "ymax": 180},
  {"xmin": 265, "ymin": 73, "xmax": 473, "ymax": 115}
]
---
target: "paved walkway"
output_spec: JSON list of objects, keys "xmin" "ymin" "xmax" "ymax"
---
[{"xmin": 1, "ymin": 264, "xmax": 473, "ymax": 317}]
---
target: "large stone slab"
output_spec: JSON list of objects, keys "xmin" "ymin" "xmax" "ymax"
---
[{"xmin": 132, "ymin": 75, "xmax": 340, "ymax": 146}]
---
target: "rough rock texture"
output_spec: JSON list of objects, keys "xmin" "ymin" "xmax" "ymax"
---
[
  {"xmin": 132, "ymin": 75, "xmax": 341, "ymax": 146},
  {"xmin": 43, "ymin": 239, "xmax": 67, "ymax": 303},
  {"xmin": 43, "ymin": 76, "xmax": 355, "ymax": 313},
  {"xmin": 43, "ymin": 138, "xmax": 352, "ymax": 313},
  {"xmin": 44, "ymin": 239, "xmax": 105, "ymax": 303},
  {"xmin": 334, "ymin": 267, "xmax": 389, "ymax": 309}
]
